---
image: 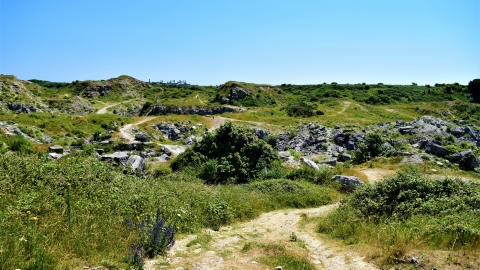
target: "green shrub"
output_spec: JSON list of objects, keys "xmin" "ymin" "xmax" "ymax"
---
[
  {"xmin": 352, "ymin": 132, "xmax": 386, "ymax": 164},
  {"xmin": 283, "ymin": 101, "xmax": 317, "ymax": 117},
  {"xmin": 286, "ymin": 165, "xmax": 333, "ymax": 185},
  {"xmin": 6, "ymin": 133, "xmax": 34, "ymax": 154},
  {"xmin": 318, "ymin": 166, "xmax": 480, "ymax": 254},
  {"xmin": 171, "ymin": 122, "xmax": 278, "ymax": 184},
  {"xmin": 152, "ymin": 164, "xmax": 172, "ymax": 177}
]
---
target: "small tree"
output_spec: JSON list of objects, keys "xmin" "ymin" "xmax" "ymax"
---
[
  {"xmin": 171, "ymin": 122, "xmax": 278, "ymax": 183},
  {"xmin": 353, "ymin": 133, "xmax": 386, "ymax": 164},
  {"xmin": 468, "ymin": 79, "xmax": 480, "ymax": 102}
]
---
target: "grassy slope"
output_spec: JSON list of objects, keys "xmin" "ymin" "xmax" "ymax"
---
[{"xmin": 0, "ymin": 154, "xmax": 338, "ymax": 269}]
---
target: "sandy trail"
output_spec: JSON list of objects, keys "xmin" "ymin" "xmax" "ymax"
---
[
  {"xmin": 118, "ymin": 117, "xmax": 187, "ymax": 156},
  {"xmin": 146, "ymin": 204, "xmax": 378, "ymax": 270},
  {"xmin": 336, "ymin": 101, "xmax": 351, "ymax": 115},
  {"xmin": 96, "ymin": 103, "xmax": 119, "ymax": 114},
  {"xmin": 119, "ymin": 117, "xmax": 157, "ymax": 142}
]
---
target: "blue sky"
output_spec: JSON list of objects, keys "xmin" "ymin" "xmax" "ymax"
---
[{"xmin": 1, "ymin": 0, "xmax": 479, "ymax": 85}]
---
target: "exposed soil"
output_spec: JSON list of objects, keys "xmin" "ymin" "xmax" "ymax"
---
[
  {"xmin": 145, "ymin": 205, "xmax": 378, "ymax": 270},
  {"xmin": 359, "ymin": 169, "xmax": 396, "ymax": 183}
]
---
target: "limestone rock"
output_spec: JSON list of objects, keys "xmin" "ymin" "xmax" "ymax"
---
[
  {"xmin": 48, "ymin": 145, "xmax": 64, "ymax": 154},
  {"xmin": 425, "ymin": 142, "xmax": 448, "ymax": 157},
  {"xmin": 322, "ymin": 159, "xmax": 337, "ymax": 167},
  {"xmin": 127, "ymin": 155, "xmax": 145, "ymax": 174},
  {"xmin": 331, "ymin": 175, "xmax": 363, "ymax": 191},
  {"xmin": 48, "ymin": 153, "xmax": 63, "ymax": 159},
  {"xmin": 300, "ymin": 157, "xmax": 319, "ymax": 170},
  {"xmin": 278, "ymin": 151, "xmax": 291, "ymax": 159},
  {"xmin": 101, "ymin": 152, "xmax": 129, "ymax": 166}
]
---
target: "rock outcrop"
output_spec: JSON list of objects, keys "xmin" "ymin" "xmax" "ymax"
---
[{"xmin": 219, "ymin": 86, "xmax": 250, "ymax": 104}]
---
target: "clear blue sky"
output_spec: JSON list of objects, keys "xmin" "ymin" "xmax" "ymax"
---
[{"xmin": 1, "ymin": 0, "xmax": 479, "ymax": 85}]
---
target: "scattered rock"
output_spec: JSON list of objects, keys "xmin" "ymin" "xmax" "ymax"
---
[
  {"xmin": 425, "ymin": 142, "xmax": 448, "ymax": 157},
  {"xmin": 185, "ymin": 135, "xmax": 195, "ymax": 145},
  {"xmin": 459, "ymin": 149, "xmax": 479, "ymax": 170},
  {"xmin": 126, "ymin": 155, "xmax": 145, "ymax": 174},
  {"xmin": 450, "ymin": 128, "xmax": 464, "ymax": 137},
  {"xmin": 101, "ymin": 152, "xmax": 129, "ymax": 166},
  {"xmin": 300, "ymin": 157, "xmax": 319, "ymax": 170},
  {"xmin": 278, "ymin": 151, "xmax": 291, "ymax": 159},
  {"xmin": 157, "ymin": 154, "xmax": 170, "ymax": 162},
  {"xmin": 162, "ymin": 147, "xmax": 172, "ymax": 156},
  {"xmin": 331, "ymin": 175, "xmax": 363, "ymax": 191},
  {"xmin": 339, "ymin": 153, "xmax": 351, "ymax": 161},
  {"xmin": 48, "ymin": 145, "xmax": 64, "ymax": 154},
  {"xmin": 255, "ymin": 128, "xmax": 270, "ymax": 139},
  {"xmin": 48, "ymin": 153, "xmax": 63, "ymax": 159},
  {"xmin": 140, "ymin": 151, "xmax": 156, "ymax": 158},
  {"xmin": 399, "ymin": 126, "xmax": 414, "ymax": 135},
  {"xmin": 321, "ymin": 159, "xmax": 337, "ymax": 167},
  {"xmin": 134, "ymin": 132, "xmax": 151, "ymax": 142}
]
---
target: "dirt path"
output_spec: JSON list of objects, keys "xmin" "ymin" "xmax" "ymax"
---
[
  {"xmin": 96, "ymin": 99, "xmax": 138, "ymax": 114},
  {"xmin": 360, "ymin": 169, "xmax": 396, "ymax": 183},
  {"xmin": 96, "ymin": 103, "xmax": 119, "ymax": 114},
  {"xmin": 336, "ymin": 101, "xmax": 351, "ymax": 115},
  {"xmin": 119, "ymin": 117, "xmax": 157, "ymax": 142},
  {"xmin": 118, "ymin": 117, "xmax": 187, "ymax": 155},
  {"xmin": 146, "ymin": 205, "xmax": 378, "ymax": 270}
]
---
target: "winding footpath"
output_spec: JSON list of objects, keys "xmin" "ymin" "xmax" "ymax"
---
[{"xmin": 145, "ymin": 204, "xmax": 378, "ymax": 270}]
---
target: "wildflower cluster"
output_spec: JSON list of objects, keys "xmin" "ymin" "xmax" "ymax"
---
[{"xmin": 129, "ymin": 208, "xmax": 175, "ymax": 259}]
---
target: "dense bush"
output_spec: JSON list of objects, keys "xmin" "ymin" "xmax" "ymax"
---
[
  {"xmin": 171, "ymin": 122, "xmax": 278, "ymax": 184},
  {"xmin": 346, "ymin": 167, "xmax": 480, "ymax": 219},
  {"xmin": 318, "ymin": 167, "xmax": 480, "ymax": 260},
  {"xmin": 283, "ymin": 101, "xmax": 317, "ymax": 117},
  {"xmin": 3, "ymin": 133, "xmax": 34, "ymax": 154},
  {"xmin": 286, "ymin": 165, "xmax": 333, "ymax": 185},
  {"xmin": 352, "ymin": 132, "xmax": 386, "ymax": 164}
]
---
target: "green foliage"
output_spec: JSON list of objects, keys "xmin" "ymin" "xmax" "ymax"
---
[
  {"xmin": 248, "ymin": 179, "xmax": 333, "ymax": 208},
  {"xmin": 283, "ymin": 101, "xmax": 317, "ymax": 117},
  {"xmin": 135, "ymin": 208, "xmax": 175, "ymax": 258},
  {"xmin": 286, "ymin": 165, "xmax": 334, "ymax": 185},
  {"xmin": 5, "ymin": 133, "xmax": 34, "ymax": 154},
  {"xmin": 318, "ymin": 167, "xmax": 480, "ymax": 255},
  {"xmin": 151, "ymin": 164, "xmax": 172, "ymax": 177},
  {"xmin": 352, "ymin": 132, "xmax": 386, "ymax": 164},
  {"xmin": 468, "ymin": 78, "xmax": 480, "ymax": 103},
  {"xmin": 0, "ymin": 153, "xmax": 336, "ymax": 268},
  {"xmin": 171, "ymin": 122, "xmax": 278, "ymax": 184}
]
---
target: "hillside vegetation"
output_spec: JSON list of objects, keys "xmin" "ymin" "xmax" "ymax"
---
[{"xmin": 1, "ymin": 74, "xmax": 480, "ymax": 269}]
